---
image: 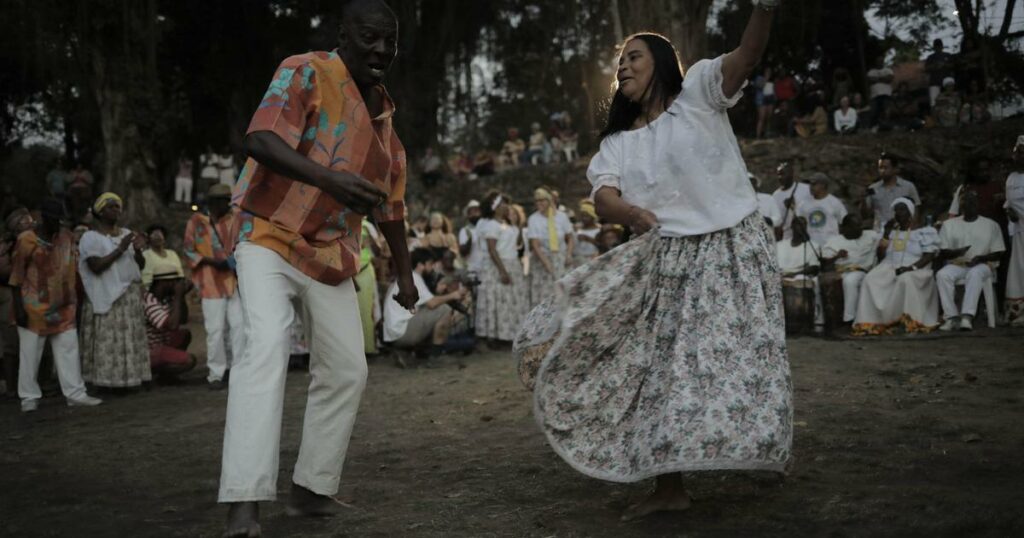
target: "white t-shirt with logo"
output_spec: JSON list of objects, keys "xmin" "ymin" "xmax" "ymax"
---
[{"xmin": 797, "ymin": 194, "xmax": 848, "ymax": 247}]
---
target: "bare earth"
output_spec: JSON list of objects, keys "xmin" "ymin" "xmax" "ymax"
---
[{"xmin": 1, "ymin": 324, "xmax": 1023, "ymax": 537}]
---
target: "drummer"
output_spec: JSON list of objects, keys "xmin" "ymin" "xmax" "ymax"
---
[
  {"xmin": 821, "ymin": 214, "xmax": 881, "ymax": 324},
  {"xmin": 776, "ymin": 216, "xmax": 823, "ymax": 330}
]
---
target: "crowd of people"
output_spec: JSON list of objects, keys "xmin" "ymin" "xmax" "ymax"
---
[
  {"xmin": 751, "ymin": 39, "xmax": 997, "ymax": 139},
  {"xmin": 762, "ymin": 137, "xmax": 1024, "ymax": 337}
]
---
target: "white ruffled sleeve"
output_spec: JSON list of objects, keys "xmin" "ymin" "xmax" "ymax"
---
[
  {"xmin": 684, "ymin": 55, "xmax": 745, "ymax": 111},
  {"xmin": 586, "ymin": 135, "xmax": 623, "ymax": 199}
]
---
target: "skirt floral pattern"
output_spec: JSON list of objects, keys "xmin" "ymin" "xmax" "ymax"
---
[
  {"xmin": 514, "ymin": 214, "xmax": 792, "ymax": 482},
  {"xmin": 476, "ymin": 257, "xmax": 529, "ymax": 341},
  {"xmin": 80, "ymin": 283, "xmax": 152, "ymax": 387},
  {"xmin": 528, "ymin": 250, "xmax": 567, "ymax": 309}
]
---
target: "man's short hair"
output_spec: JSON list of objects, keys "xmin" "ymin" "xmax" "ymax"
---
[
  {"xmin": 879, "ymin": 153, "xmax": 899, "ymax": 167},
  {"xmin": 411, "ymin": 248, "xmax": 435, "ymax": 268}
]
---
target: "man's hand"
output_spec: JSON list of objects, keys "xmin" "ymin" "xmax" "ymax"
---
[
  {"xmin": 500, "ymin": 271, "xmax": 512, "ymax": 285},
  {"xmin": 967, "ymin": 256, "xmax": 982, "ymax": 267},
  {"xmin": 393, "ymin": 276, "xmax": 419, "ymax": 312},
  {"xmin": 895, "ymin": 266, "xmax": 913, "ymax": 276},
  {"xmin": 836, "ymin": 249, "xmax": 849, "ymax": 259},
  {"xmin": 118, "ymin": 232, "xmax": 135, "ymax": 253},
  {"xmin": 130, "ymin": 232, "xmax": 146, "ymax": 252},
  {"xmin": 319, "ymin": 170, "xmax": 387, "ymax": 215}
]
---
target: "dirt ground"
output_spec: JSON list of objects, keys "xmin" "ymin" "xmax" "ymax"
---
[{"xmin": 1, "ymin": 322, "xmax": 1023, "ymax": 538}]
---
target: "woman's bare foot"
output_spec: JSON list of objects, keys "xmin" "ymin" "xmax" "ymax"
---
[
  {"xmin": 621, "ymin": 473, "xmax": 692, "ymax": 521},
  {"xmin": 285, "ymin": 482, "xmax": 344, "ymax": 518},
  {"xmin": 224, "ymin": 502, "xmax": 260, "ymax": 537}
]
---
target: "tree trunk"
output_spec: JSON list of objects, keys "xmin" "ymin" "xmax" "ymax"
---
[{"xmin": 617, "ymin": 0, "xmax": 714, "ymax": 65}]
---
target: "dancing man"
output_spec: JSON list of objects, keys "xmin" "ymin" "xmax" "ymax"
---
[
  {"xmin": 515, "ymin": 0, "xmax": 790, "ymax": 521},
  {"xmin": 218, "ymin": 1, "xmax": 417, "ymax": 536}
]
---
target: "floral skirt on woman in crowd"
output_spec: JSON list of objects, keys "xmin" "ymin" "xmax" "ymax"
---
[
  {"xmin": 476, "ymin": 256, "xmax": 529, "ymax": 342},
  {"xmin": 528, "ymin": 249, "xmax": 567, "ymax": 309},
  {"xmin": 80, "ymin": 283, "xmax": 152, "ymax": 388},
  {"xmin": 515, "ymin": 214, "xmax": 792, "ymax": 482}
]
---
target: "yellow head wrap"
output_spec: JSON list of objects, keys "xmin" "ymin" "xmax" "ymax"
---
[
  {"xmin": 534, "ymin": 188, "xmax": 559, "ymax": 251},
  {"xmin": 579, "ymin": 200, "xmax": 598, "ymax": 220},
  {"xmin": 93, "ymin": 192, "xmax": 123, "ymax": 214}
]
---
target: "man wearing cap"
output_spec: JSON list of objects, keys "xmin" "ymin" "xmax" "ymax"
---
[
  {"xmin": 10, "ymin": 199, "xmax": 101, "ymax": 412},
  {"xmin": 1003, "ymin": 135, "xmax": 1024, "ymax": 326},
  {"xmin": 183, "ymin": 183, "xmax": 244, "ymax": 390},
  {"xmin": 143, "ymin": 270, "xmax": 198, "ymax": 379},
  {"xmin": 458, "ymin": 200, "xmax": 484, "ymax": 275},
  {"xmin": 797, "ymin": 173, "xmax": 848, "ymax": 248},
  {"xmin": 0, "ymin": 207, "xmax": 35, "ymax": 397},
  {"xmin": 218, "ymin": 1, "xmax": 418, "ymax": 535},
  {"xmin": 862, "ymin": 154, "xmax": 920, "ymax": 231}
]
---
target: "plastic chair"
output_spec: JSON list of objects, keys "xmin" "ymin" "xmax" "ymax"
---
[{"xmin": 955, "ymin": 273, "xmax": 997, "ymax": 328}]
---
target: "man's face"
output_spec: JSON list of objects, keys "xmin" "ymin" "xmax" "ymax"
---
[
  {"xmin": 962, "ymin": 192, "xmax": 980, "ymax": 219},
  {"xmin": 208, "ymin": 197, "xmax": 231, "ymax": 218},
  {"xmin": 811, "ymin": 182, "xmax": 827, "ymax": 199},
  {"xmin": 878, "ymin": 159, "xmax": 896, "ymax": 180},
  {"xmin": 467, "ymin": 207, "xmax": 481, "ymax": 224},
  {"xmin": 338, "ymin": 3, "xmax": 398, "ymax": 88},
  {"xmin": 776, "ymin": 162, "xmax": 793, "ymax": 186}
]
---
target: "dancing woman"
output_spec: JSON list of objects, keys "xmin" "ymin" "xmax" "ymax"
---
[{"xmin": 514, "ymin": 1, "xmax": 791, "ymax": 521}]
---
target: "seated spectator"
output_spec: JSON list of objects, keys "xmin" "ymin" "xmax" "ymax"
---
[
  {"xmin": 853, "ymin": 198, "xmax": 939, "ymax": 335},
  {"xmin": 449, "ymin": 148, "xmax": 473, "ymax": 179},
  {"xmin": 750, "ymin": 173, "xmax": 782, "ymax": 229},
  {"xmin": 792, "ymin": 93, "xmax": 827, "ymax": 138},
  {"xmin": 422, "ymin": 211, "xmax": 459, "ymax": 258},
  {"xmin": 472, "ymin": 149, "xmax": 496, "ymax": 177},
  {"xmin": 556, "ymin": 113, "xmax": 579, "ymax": 162},
  {"xmin": 523, "ymin": 122, "xmax": 549, "ymax": 165},
  {"xmin": 821, "ymin": 214, "xmax": 880, "ymax": 323},
  {"xmin": 144, "ymin": 273, "xmax": 198, "ymax": 381},
  {"xmin": 776, "ymin": 217, "xmax": 823, "ymax": 329},
  {"xmin": 420, "ymin": 147, "xmax": 443, "ymax": 188},
  {"xmin": 862, "ymin": 154, "xmax": 921, "ymax": 231},
  {"xmin": 833, "ymin": 96, "xmax": 858, "ymax": 134},
  {"xmin": 10, "ymin": 199, "xmax": 101, "ymax": 412},
  {"xmin": 383, "ymin": 249, "xmax": 468, "ymax": 366},
  {"xmin": 933, "ymin": 77, "xmax": 961, "ymax": 127},
  {"xmin": 499, "ymin": 128, "xmax": 525, "ymax": 168},
  {"xmin": 797, "ymin": 173, "xmax": 848, "ymax": 248},
  {"xmin": 141, "ymin": 224, "xmax": 184, "ymax": 286},
  {"xmin": 936, "ymin": 191, "xmax": 1005, "ymax": 331}
]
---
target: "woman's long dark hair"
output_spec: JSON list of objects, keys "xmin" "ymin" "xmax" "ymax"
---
[{"xmin": 599, "ymin": 33, "xmax": 685, "ymax": 140}]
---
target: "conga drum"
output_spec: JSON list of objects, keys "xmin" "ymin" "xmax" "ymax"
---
[
  {"xmin": 782, "ymin": 279, "xmax": 815, "ymax": 336},
  {"xmin": 818, "ymin": 271, "xmax": 845, "ymax": 336}
]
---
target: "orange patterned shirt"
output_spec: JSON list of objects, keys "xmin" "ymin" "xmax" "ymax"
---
[
  {"xmin": 232, "ymin": 50, "xmax": 406, "ymax": 285},
  {"xmin": 8, "ymin": 229, "xmax": 78, "ymax": 335},
  {"xmin": 183, "ymin": 210, "xmax": 239, "ymax": 299}
]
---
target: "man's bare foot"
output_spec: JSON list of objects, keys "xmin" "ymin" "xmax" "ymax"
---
[
  {"xmin": 285, "ymin": 482, "xmax": 344, "ymax": 518},
  {"xmin": 224, "ymin": 502, "xmax": 260, "ymax": 537},
  {"xmin": 621, "ymin": 473, "xmax": 692, "ymax": 521}
]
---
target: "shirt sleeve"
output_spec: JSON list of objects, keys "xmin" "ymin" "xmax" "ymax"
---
[
  {"xmin": 373, "ymin": 130, "xmax": 407, "ymax": 224},
  {"xmin": 989, "ymin": 220, "xmax": 1007, "ymax": 253},
  {"xmin": 938, "ymin": 223, "xmax": 953, "ymax": 250},
  {"xmin": 586, "ymin": 135, "xmax": 622, "ymax": 199},
  {"xmin": 835, "ymin": 198, "xmax": 849, "ymax": 221},
  {"xmin": 682, "ymin": 55, "xmax": 745, "ymax": 111},
  {"xmin": 526, "ymin": 214, "xmax": 546, "ymax": 241},
  {"xmin": 246, "ymin": 58, "xmax": 319, "ymax": 150},
  {"xmin": 77, "ymin": 231, "xmax": 105, "ymax": 260},
  {"xmin": 558, "ymin": 213, "xmax": 574, "ymax": 237},
  {"xmin": 182, "ymin": 216, "xmax": 202, "ymax": 269},
  {"xmin": 8, "ymin": 234, "xmax": 32, "ymax": 287},
  {"xmin": 481, "ymin": 220, "xmax": 500, "ymax": 240}
]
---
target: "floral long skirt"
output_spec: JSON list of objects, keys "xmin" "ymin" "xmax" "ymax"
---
[
  {"xmin": 80, "ymin": 283, "xmax": 152, "ymax": 387},
  {"xmin": 528, "ymin": 250, "xmax": 567, "ymax": 309},
  {"xmin": 1006, "ymin": 232, "xmax": 1024, "ymax": 324},
  {"xmin": 514, "ymin": 214, "xmax": 792, "ymax": 482},
  {"xmin": 476, "ymin": 257, "xmax": 529, "ymax": 341}
]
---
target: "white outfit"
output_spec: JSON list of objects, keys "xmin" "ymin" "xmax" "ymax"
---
[
  {"xmin": 866, "ymin": 178, "xmax": 920, "ymax": 230},
  {"xmin": 219, "ymin": 242, "xmax": 367, "ymax": 502},
  {"xmin": 772, "ymin": 182, "xmax": 814, "ymax": 239},
  {"xmin": 823, "ymin": 231, "xmax": 880, "ymax": 322},
  {"xmin": 78, "ymin": 230, "xmax": 142, "ymax": 314},
  {"xmin": 797, "ymin": 194, "xmax": 848, "ymax": 247},
  {"xmin": 574, "ymin": 227, "xmax": 601, "ymax": 262},
  {"xmin": 174, "ymin": 175, "xmax": 193, "ymax": 204},
  {"xmin": 526, "ymin": 211, "xmax": 574, "ymax": 252},
  {"xmin": 202, "ymin": 293, "xmax": 245, "ymax": 383},
  {"xmin": 834, "ymin": 108, "xmax": 858, "ymax": 132},
  {"xmin": 200, "ymin": 153, "xmax": 219, "ymax": 181},
  {"xmin": 855, "ymin": 228, "xmax": 940, "ymax": 331},
  {"xmin": 216, "ymin": 153, "xmax": 237, "ymax": 186},
  {"xmin": 1005, "ymin": 172, "xmax": 1024, "ymax": 322},
  {"xmin": 382, "ymin": 271, "xmax": 434, "ymax": 343},
  {"xmin": 756, "ymin": 193, "xmax": 783, "ymax": 227},
  {"xmin": 587, "ymin": 55, "xmax": 755, "ymax": 238},
  {"xmin": 936, "ymin": 216, "xmax": 1005, "ymax": 319},
  {"xmin": 458, "ymin": 224, "xmax": 486, "ymax": 274},
  {"xmin": 18, "ymin": 328, "xmax": 88, "ymax": 405},
  {"xmin": 867, "ymin": 67, "xmax": 894, "ymax": 98}
]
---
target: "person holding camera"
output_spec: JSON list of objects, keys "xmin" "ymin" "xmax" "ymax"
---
[
  {"xmin": 383, "ymin": 249, "xmax": 468, "ymax": 364},
  {"xmin": 183, "ymin": 183, "xmax": 244, "ymax": 390},
  {"xmin": 861, "ymin": 154, "xmax": 920, "ymax": 231}
]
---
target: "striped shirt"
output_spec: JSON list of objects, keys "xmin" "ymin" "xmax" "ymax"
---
[
  {"xmin": 183, "ymin": 210, "xmax": 239, "ymax": 299},
  {"xmin": 232, "ymin": 50, "xmax": 407, "ymax": 285},
  {"xmin": 143, "ymin": 292, "xmax": 171, "ymax": 349}
]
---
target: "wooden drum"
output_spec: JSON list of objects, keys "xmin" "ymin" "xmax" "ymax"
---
[{"xmin": 782, "ymin": 279, "xmax": 815, "ymax": 336}]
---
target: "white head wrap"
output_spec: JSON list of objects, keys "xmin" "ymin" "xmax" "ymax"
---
[{"xmin": 890, "ymin": 197, "xmax": 916, "ymax": 217}]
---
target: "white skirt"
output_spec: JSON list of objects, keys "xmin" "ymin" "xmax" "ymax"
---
[
  {"xmin": 853, "ymin": 263, "xmax": 939, "ymax": 335},
  {"xmin": 1005, "ymin": 232, "xmax": 1024, "ymax": 322},
  {"xmin": 475, "ymin": 257, "xmax": 528, "ymax": 341}
]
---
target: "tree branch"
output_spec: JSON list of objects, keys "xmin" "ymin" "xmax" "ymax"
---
[{"xmin": 999, "ymin": 0, "xmax": 1017, "ymax": 38}]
